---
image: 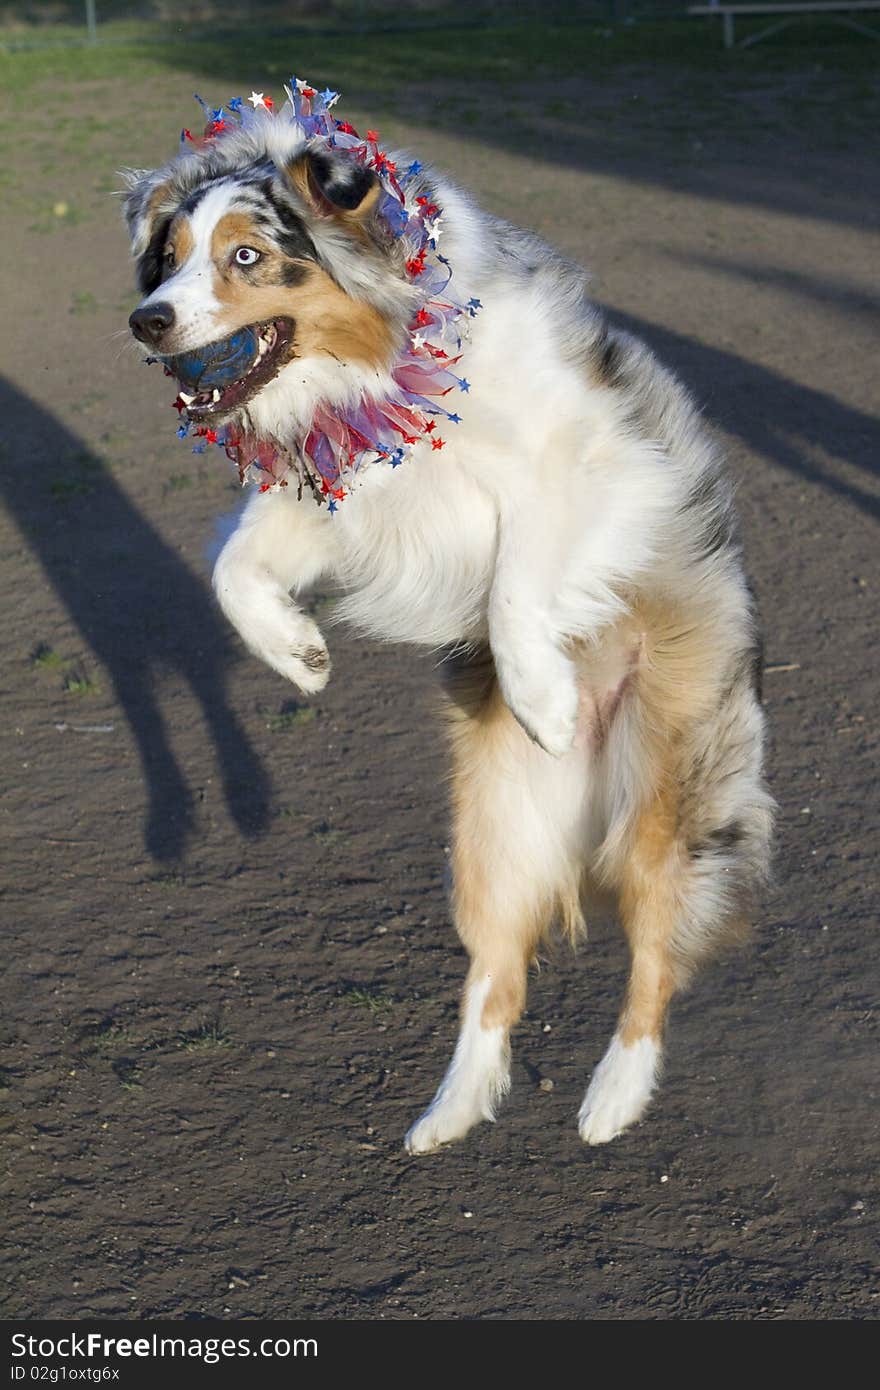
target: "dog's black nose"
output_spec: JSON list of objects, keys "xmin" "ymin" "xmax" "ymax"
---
[{"xmin": 129, "ymin": 301, "xmax": 175, "ymax": 347}]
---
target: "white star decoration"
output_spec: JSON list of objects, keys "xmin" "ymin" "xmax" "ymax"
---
[
  {"xmin": 248, "ymin": 91, "xmax": 266, "ymax": 108},
  {"xmin": 412, "ymin": 333, "xmax": 426, "ymax": 349}
]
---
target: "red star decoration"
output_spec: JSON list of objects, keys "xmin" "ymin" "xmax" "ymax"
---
[
  {"xmin": 205, "ymin": 429, "xmax": 218, "ymax": 444},
  {"xmin": 171, "ymin": 397, "xmax": 186, "ymax": 414},
  {"xmin": 414, "ymin": 307, "xmax": 432, "ymax": 327},
  {"xmin": 263, "ymin": 95, "xmax": 274, "ymax": 109},
  {"xmin": 424, "ymin": 420, "xmax": 437, "ymax": 432},
  {"xmin": 366, "ymin": 129, "xmax": 379, "ymax": 142},
  {"xmin": 431, "ymin": 437, "xmax": 445, "ymax": 450}
]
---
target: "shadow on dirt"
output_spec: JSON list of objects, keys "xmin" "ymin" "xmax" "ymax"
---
[
  {"xmin": 608, "ymin": 308, "xmax": 880, "ymax": 521},
  {"xmin": 0, "ymin": 375, "xmax": 271, "ymax": 861}
]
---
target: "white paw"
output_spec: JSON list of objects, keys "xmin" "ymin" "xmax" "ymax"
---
[
  {"xmin": 271, "ymin": 615, "xmax": 331, "ymax": 694},
  {"xmin": 577, "ymin": 1033, "xmax": 660, "ymax": 1145},
  {"xmin": 405, "ymin": 989, "xmax": 510, "ymax": 1154},
  {"xmin": 496, "ymin": 647, "xmax": 579, "ymax": 758},
  {"xmin": 249, "ymin": 609, "xmax": 330, "ymax": 694},
  {"xmin": 405, "ymin": 1091, "xmax": 493, "ymax": 1155}
]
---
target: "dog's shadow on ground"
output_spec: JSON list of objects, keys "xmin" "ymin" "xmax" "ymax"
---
[{"xmin": 0, "ymin": 375, "xmax": 271, "ymax": 861}]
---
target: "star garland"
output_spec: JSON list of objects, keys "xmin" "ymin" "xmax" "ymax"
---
[{"xmin": 164, "ymin": 79, "xmax": 481, "ymax": 508}]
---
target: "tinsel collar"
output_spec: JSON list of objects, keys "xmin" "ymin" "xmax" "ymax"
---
[{"xmin": 162, "ymin": 80, "xmax": 480, "ymax": 511}]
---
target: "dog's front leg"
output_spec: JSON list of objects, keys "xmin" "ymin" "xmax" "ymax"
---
[
  {"xmin": 488, "ymin": 502, "xmax": 580, "ymax": 758},
  {"xmin": 213, "ymin": 488, "xmax": 339, "ymax": 693}
]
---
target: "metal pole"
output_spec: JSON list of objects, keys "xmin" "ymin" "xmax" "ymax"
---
[{"xmin": 85, "ymin": 0, "xmax": 97, "ymax": 44}]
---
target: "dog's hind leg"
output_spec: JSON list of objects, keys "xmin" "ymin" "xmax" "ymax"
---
[
  {"xmin": 406, "ymin": 650, "xmax": 590, "ymax": 1155},
  {"xmin": 577, "ymin": 780, "xmax": 680, "ymax": 1144},
  {"xmin": 578, "ymin": 641, "xmax": 773, "ymax": 1145}
]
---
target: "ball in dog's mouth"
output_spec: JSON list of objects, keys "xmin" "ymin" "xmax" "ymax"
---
[{"xmin": 164, "ymin": 318, "xmax": 294, "ymax": 420}]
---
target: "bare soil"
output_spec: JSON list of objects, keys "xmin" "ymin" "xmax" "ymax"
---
[{"xmin": 1, "ymin": 33, "xmax": 878, "ymax": 1319}]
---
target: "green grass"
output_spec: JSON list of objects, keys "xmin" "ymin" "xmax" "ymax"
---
[
  {"xmin": 164, "ymin": 472, "xmax": 194, "ymax": 493},
  {"xmin": 177, "ymin": 1019, "xmax": 232, "ymax": 1051},
  {"xmin": 31, "ymin": 643, "xmax": 67, "ymax": 670},
  {"xmin": 311, "ymin": 822, "xmax": 346, "ymax": 847},
  {"xmin": 63, "ymin": 670, "xmax": 100, "ymax": 696},
  {"xmin": 69, "ymin": 290, "xmax": 98, "ymax": 315},
  {"xmin": 266, "ymin": 701, "xmax": 317, "ymax": 732},
  {"xmin": 1, "ymin": 17, "xmax": 876, "ymax": 105},
  {"xmin": 345, "ymin": 986, "xmax": 393, "ymax": 1015}
]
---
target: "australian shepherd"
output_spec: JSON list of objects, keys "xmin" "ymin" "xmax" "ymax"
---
[{"xmin": 123, "ymin": 84, "xmax": 773, "ymax": 1152}]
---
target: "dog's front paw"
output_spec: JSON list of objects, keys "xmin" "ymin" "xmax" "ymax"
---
[
  {"xmin": 275, "ymin": 619, "xmax": 331, "ymax": 695},
  {"xmin": 496, "ymin": 647, "xmax": 579, "ymax": 758},
  {"xmin": 252, "ymin": 609, "xmax": 330, "ymax": 694}
]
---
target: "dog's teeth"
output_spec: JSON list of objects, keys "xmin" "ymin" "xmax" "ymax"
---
[
  {"xmin": 179, "ymin": 391, "xmax": 195, "ymax": 405},
  {"xmin": 212, "ymin": 389, "xmax": 221, "ymax": 402}
]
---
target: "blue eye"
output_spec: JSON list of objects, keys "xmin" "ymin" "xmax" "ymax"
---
[{"xmin": 234, "ymin": 246, "xmax": 261, "ymax": 266}]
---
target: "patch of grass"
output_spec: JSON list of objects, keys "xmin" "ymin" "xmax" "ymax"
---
[
  {"xmin": 69, "ymin": 290, "xmax": 98, "ymax": 316},
  {"xmin": 48, "ymin": 451, "xmax": 103, "ymax": 502},
  {"xmin": 345, "ymin": 987, "xmax": 393, "ymax": 1015},
  {"xmin": 31, "ymin": 643, "xmax": 67, "ymax": 670},
  {"xmin": 266, "ymin": 701, "xmax": 316, "ymax": 732},
  {"xmin": 112, "ymin": 1057, "xmax": 143, "ymax": 1090},
  {"xmin": 177, "ymin": 1019, "xmax": 232, "ymax": 1051},
  {"xmin": 311, "ymin": 822, "xmax": 346, "ymax": 847},
  {"xmin": 49, "ymin": 477, "xmax": 95, "ymax": 501},
  {"xmin": 150, "ymin": 870, "xmax": 186, "ymax": 888},
  {"xmin": 164, "ymin": 472, "xmax": 193, "ymax": 493},
  {"xmin": 77, "ymin": 1016, "xmax": 139, "ymax": 1055},
  {"xmin": 63, "ymin": 670, "xmax": 100, "ymax": 696},
  {"xmin": 28, "ymin": 202, "xmax": 83, "ymax": 234}
]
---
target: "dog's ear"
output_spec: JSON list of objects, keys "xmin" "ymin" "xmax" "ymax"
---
[
  {"xmin": 285, "ymin": 148, "xmax": 381, "ymax": 223},
  {"xmin": 120, "ymin": 167, "xmax": 177, "ymax": 293}
]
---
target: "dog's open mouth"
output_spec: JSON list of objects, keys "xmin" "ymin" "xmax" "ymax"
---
[{"xmin": 165, "ymin": 318, "xmax": 294, "ymax": 420}]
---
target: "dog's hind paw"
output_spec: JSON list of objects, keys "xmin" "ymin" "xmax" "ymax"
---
[
  {"xmin": 404, "ymin": 1096, "xmax": 490, "ymax": 1155},
  {"xmin": 577, "ymin": 1033, "xmax": 660, "ymax": 1145}
]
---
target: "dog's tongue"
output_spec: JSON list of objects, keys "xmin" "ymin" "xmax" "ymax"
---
[{"xmin": 165, "ymin": 327, "xmax": 260, "ymax": 392}]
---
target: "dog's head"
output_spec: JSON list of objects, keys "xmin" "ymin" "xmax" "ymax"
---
[{"xmin": 123, "ymin": 127, "xmax": 416, "ymax": 431}]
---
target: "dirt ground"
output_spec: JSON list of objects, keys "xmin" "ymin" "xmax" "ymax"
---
[{"xmin": 1, "ymin": 26, "xmax": 878, "ymax": 1319}]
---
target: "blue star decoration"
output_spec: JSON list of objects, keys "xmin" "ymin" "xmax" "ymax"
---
[
  {"xmin": 328, "ymin": 498, "xmax": 338, "ymax": 514},
  {"xmin": 466, "ymin": 297, "xmax": 482, "ymax": 316},
  {"xmin": 389, "ymin": 449, "xmax": 405, "ymax": 467},
  {"xmin": 458, "ymin": 379, "xmax": 471, "ymax": 393},
  {"xmin": 406, "ymin": 160, "xmax": 423, "ymax": 178},
  {"xmin": 447, "ymin": 413, "xmax": 462, "ymax": 424},
  {"xmin": 228, "ymin": 96, "xmax": 244, "ymax": 112},
  {"xmin": 320, "ymin": 88, "xmax": 339, "ymax": 106},
  {"xmin": 210, "ymin": 107, "xmax": 224, "ymax": 123}
]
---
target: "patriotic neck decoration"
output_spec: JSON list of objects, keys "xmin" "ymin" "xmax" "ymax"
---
[{"xmin": 165, "ymin": 81, "xmax": 481, "ymax": 511}]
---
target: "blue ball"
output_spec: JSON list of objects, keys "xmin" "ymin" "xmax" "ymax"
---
[{"xmin": 171, "ymin": 327, "xmax": 260, "ymax": 391}]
